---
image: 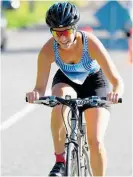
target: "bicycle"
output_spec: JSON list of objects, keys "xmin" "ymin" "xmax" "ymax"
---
[{"xmin": 26, "ymin": 95, "xmax": 122, "ymax": 176}]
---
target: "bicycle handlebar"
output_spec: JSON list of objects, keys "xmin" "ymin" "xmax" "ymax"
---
[{"xmin": 26, "ymin": 95, "xmax": 122, "ymax": 108}]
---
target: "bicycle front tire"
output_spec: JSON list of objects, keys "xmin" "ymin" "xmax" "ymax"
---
[
  {"xmin": 65, "ymin": 142, "xmax": 80, "ymax": 176},
  {"xmin": 83, "ymin": 146, "xmax": 93, "ymax": 176}
]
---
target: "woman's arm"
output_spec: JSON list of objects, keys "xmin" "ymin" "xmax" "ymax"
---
[
  {"xmin": 88, "ymin": 33, "xmax": 124, "ymax": 100},
  {"xmin": 33, "ymin": 39, "xmax": 54, "ymax": 96}
]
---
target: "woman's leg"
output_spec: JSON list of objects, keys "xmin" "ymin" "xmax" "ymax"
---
[
  {"xmin": 51, "ymin": 83, "xmax": 77, "ymax": 155},
  {"xmin": 84, "ymin": 107, "xmax": 110, "ymax": 176}
]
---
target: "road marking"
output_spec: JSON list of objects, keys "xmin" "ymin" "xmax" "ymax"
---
[
  {"xmin": 0, "ymin": 89, "xmax": 51, "ymax": 131},
  {"xmin": 0, "ymin": 104, "xmax": 38, "ymax": 131}
]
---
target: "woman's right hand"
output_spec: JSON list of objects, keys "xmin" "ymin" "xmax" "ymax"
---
[{"xmin": 26, "ymin": 91, "xmax": 40, "ymax": 103}]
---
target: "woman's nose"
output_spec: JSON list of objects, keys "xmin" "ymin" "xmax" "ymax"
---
[{"xmin": 59, "ymin": 35, "xmax": 67, "ymax": 42}]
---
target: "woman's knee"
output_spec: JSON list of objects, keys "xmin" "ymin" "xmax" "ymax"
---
[
  {"xmin": 85, "ymin": 108, "xmax": 110, "ymax": 152},
  {"xmin": 88, "ymin": 138, "xmax": 105, "ymax": 152},
  {"xmin": 51, "ymin": 105, "xmax": 63, "ymax": 118},
  {"xmin": 51, "ymin": 106, "xmax": 64, "ymax": 133}
]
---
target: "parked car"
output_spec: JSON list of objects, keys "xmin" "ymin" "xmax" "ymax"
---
[{"xmin": 1, "ymin": 12, "xmax": 8, "ymax": 50}]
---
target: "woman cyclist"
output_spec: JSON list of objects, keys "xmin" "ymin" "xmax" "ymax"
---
[{"xmin": 26, "ymin": 2, "xmax": 124, "ymax": 176}]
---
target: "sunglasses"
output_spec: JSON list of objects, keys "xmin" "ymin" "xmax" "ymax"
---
[{"xmin": 50, "ymin": 28, "xmax": 74, "ymax": 38}]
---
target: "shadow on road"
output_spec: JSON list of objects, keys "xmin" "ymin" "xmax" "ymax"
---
[
  {"xmin": 18, "ymin": 25, "xmax": 49, "ymax": 32},
  {"xmin": 1, "ymin": 48, "xmax": 41, "ymax": 54}
]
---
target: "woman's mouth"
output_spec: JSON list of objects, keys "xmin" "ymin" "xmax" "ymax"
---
[
  {"xmin": 60, "ymin": 41, "xmax": 69, "ymax": 45},
  {"xmin": 60, "ymin": 41, "xmax": 72, "ymax": 47}
]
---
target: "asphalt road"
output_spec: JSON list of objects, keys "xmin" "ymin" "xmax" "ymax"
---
[{"xmin": 1, "ymin": 29, "xmax": 132, "ymax": 176}]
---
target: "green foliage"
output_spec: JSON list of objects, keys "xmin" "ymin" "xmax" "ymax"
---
[
  {"xmin": 4, "ymin": 0, "xmax": 87, "ymax": 29},
  {"xmin": 4, "ymin": 1, "xmax": 55, "ymax": 28}
]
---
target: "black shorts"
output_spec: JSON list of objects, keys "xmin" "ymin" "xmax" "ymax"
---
[{"xmin": 52, "ymin": 69, "xmax": 111, "ymax": 112}]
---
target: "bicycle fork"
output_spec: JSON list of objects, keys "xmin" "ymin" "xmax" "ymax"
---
[
  {"xmin": 65, "ymin": 105, "xmax": 81, "ymax": 176},
  {"xmin": 78, "ymin": 127, "xmax": 88, "ymax": 176},
  {"xmin": 70, "ymin": 108, "xmax": 81, "ymax": 176}
]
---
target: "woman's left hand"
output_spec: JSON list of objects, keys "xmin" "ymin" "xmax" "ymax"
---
[{"xmin": 106, "ymin": 92, "xmax": 120, "ymax": 103}]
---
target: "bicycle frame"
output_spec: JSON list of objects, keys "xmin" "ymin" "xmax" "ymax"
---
[
  {"xmin": 65, "ymin": 102, "xmax": 92, "ymax": 176},
  {"xmin": 65, "ymin": 102, "xmax": 81, "ymax": 175}
]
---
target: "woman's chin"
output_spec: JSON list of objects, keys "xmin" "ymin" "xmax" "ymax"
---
[{"xmin": 60, "ymin": 42, "xmax": 72, "ymax": 49}]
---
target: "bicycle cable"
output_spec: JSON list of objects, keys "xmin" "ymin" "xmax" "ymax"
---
[
  {"xmin": 67, "ymin": 106, "xmax": 80, "ymax": 139},
  {"xmin": 61, "ymin": 104, "xmax": 79, "ymax": 139}
]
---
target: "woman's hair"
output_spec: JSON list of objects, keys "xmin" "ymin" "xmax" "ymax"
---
[{"xmin": 45, "ymin": 2, "xmax": 80, "ymax": 28}]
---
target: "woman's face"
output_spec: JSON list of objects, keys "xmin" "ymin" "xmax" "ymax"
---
[{"xmin": 50, "ymin": 26, "xmax": 76, "ymax": 49}]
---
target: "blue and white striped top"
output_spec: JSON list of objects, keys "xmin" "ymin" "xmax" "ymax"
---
[{"xmin": 53, "ymin": 31, "xmax": 100, "ymax": 85}]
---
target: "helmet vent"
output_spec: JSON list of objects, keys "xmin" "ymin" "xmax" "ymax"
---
[{"xmin": 45, "ymin": 2, "xmax": 80, "ymax": 28}]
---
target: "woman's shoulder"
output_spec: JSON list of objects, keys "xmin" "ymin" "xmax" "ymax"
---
[
  {"xmin": 41, "ymin": 37, "xmax": 54, "ymax": 53},
  {"xmin": 79, "ymin": 30, "xmax": 100, "ymax": 48},
  {"xmin": 39, "ymin": 37, "xmax": 55, "ymax": 63},
  {"xmin": 80, "ymin": 30, "xmax": 104, "ymax": 60},
  {"xmin": 80, "ymin": 30, "xmax": 99, "ymax": 42}
]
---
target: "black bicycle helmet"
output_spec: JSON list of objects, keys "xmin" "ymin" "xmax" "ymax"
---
[{"xmin": 45, "ymin": 2, "xmax": 80, "ymax": 28}]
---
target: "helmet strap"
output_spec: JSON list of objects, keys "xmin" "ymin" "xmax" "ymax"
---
[{"xmin": 73, "ymin": 27, "xmax": 77, "ymax": 43}]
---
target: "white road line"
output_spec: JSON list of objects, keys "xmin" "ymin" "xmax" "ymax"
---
[
  {"xmin": 0, "ymin": 104, "xmax": 38, "ymax": 131},
  {"xmin": 0, "ymin": 89, "xmax": 51, "ymax": 131}
]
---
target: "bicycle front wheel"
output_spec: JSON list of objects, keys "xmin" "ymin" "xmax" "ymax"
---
[
  {"xmin": 83, "ymin": 146, "xmax": 93, "ymax": 176},
  {"xmin": 65, "ymin": 142, "xmax": 80, "ymax": 176}
]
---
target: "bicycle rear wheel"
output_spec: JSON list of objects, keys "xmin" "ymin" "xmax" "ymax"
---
[{"xmin": 65, "ymin": 142, "xmax": 80, "ymax": 176}]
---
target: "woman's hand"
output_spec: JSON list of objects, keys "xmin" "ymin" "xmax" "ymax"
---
[
  {"xmin": 106, "ymin": 92, "xmax": 120, "ymax": 104},
  {"xmin": 26, "ymin": 91, "xmax": 40, "ymax": 103}
]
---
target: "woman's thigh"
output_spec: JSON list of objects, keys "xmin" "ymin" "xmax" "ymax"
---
[
  {"xmin": 52, "ymin": 83, "xmax": 77, "ymax": 121},
  {"xmin": 52, "ymin": 83, "xmax": 77, "ymax": 98},
  {"xmin": 84, "ymin": 107, "xmax": 110, "ymax": 144},
  {"xmin": 51, "ymin": 83, "xmax": 77, "ymax": 128}
]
